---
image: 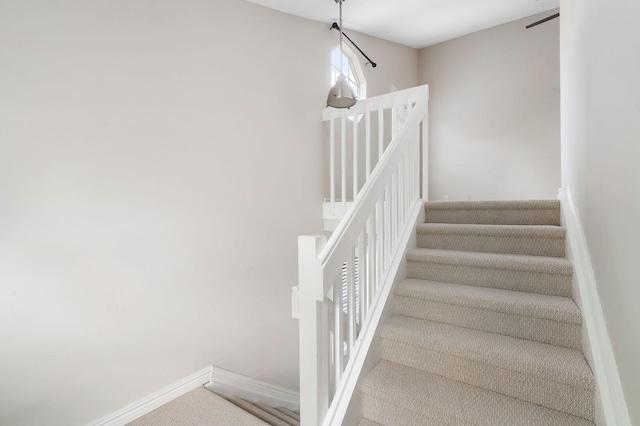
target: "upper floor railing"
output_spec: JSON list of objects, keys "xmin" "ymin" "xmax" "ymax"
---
[{"xmin": 323, "ymin": 86, "xmax": 428, "ymax": 219}]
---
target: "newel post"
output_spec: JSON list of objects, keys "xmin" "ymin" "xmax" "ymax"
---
[{"xmin": 298, "ymin": 235, "xmax": 329, "ymax": 426}]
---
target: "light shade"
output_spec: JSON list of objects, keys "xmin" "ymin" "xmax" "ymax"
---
[{"xmin": 327, "ymin": 74, "xmax": 357, "ymax": 108}]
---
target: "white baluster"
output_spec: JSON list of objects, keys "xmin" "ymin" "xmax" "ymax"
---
[
  {"xmin": 398, "ymin": 164, "xmax": 402, "ymax": 237},
  {"xmin": 366, "ymin": 212, "xmax": 376, "ymax": 302},
  {"xmin": 365, "ymin": 103, "xmax": 371, "ymax": 178},
  {"xmin": 382, "ymin": 182, "xmax": 391, "ymax": 266},
  {"xmin": 375, "ymin": 198, "xmax": 383, "ymax": 291},
  {"xmin": 422, "ymin": 108, "xmax": 429, "ymax": 201},
  {"xmin": 403, "ymin": 154, "xmax": 408, "ymax": 219},
  {"xmin": 391, "ymin": 171, "xmax": 398, "ymax": 246},
  {"xmin": 353, "ymin": 111, "xmax": 358, "ymax": 200},
  {"xmin": 347, "ymin": 248, "xmax": 356, "ymax": 355},
  {"xmin": 333, "ymin": 277, "xmax": 343, "ymax": 387},
  {"xmin": 357, "ymin": 229, "xmax": 367, "ymax": 324},
  {"xmin": 341, "ymin": 111, "xmax": 347, "ymax": 212},
  {"xmin": 330, "ymin": 112, "xmax": 336, "ymax": 215},
  {"xmin": 378, "ymin": 107, "xmax": 384, "ymax": 161}
]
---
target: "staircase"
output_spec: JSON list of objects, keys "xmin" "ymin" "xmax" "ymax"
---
[{"xmin": 359, "ymin": 200, "xmax": 595, "ymax": 425}]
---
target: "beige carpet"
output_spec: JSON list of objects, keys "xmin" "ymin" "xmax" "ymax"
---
[
  {"xmin": 359, "ymin": 200, "xmax": 595, "ymax": 425},
  {"xmin": 127, "ymin": 387, "xmax": 267, "ymax": 426}
]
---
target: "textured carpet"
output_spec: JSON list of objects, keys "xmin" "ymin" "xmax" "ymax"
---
[
  {"xmin": 395, "ymin": 279, "xmax": 582, "ymax": 349},
  {"xmin": 359, "ymin": 200, "xmax": 595, "ymax": 425},
  {"xmin": 361, "ymin": 361, "xmax": 593, "ymax": 426},
  {"xmin": 127, "ymin": 387, "xmax": 267, "ymax": 426},
  {"xmin": 423, "ymin": 199, "xmax": 561, "ymax": 225},
  {"xmin": 226, "ymin": 396, "xmax": 294, "ymax": 426},
  {"xmin": 416, "ymin": 223, "xmax": 566, "ymax": 257}
]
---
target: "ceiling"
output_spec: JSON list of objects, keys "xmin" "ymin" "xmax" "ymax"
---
[{"xmin": 246, "ymin": 0, "xmax": 559, "ymax": 49}]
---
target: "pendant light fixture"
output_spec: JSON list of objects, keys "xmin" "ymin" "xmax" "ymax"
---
[{"xmin": 327, "ymin": 0, "xmax": 357, "ymax": 108}]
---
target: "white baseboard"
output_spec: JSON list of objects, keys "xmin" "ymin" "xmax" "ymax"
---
[
  {"xmin": 205, "ymin": 367, "xmax": 300, "ymax": 411},
  {"xmin": 558, "ymin": 186, "xmax": 631, "ymax": 426},
  {"xmin": 90, "ymin": 366, "xmax": 213, "ymax": 426}
]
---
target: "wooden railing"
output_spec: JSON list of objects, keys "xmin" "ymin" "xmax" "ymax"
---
[{"xmin": 295, "ymin": 85, "xmax": 429, "ymax": 425}]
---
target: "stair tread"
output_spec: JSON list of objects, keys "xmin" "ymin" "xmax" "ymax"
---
[
  {"xmin": 416, "ymin": 223, "xmax": 565, "ymax": 237},
  {"xmin": 424, "ymin": 200, "xmax": 561, "ymax": 226},
  {"xmin": 407, "ymin": 248, "xmax": 573, "ymax": 275},
  {"xmin": 275, "ymin": 407, "xmax": 300, "ymax": 421},
  {"xmin": 253, "ymin": 402, "xmax": 299, "ymax": 425},
  {"xmin": 381, "ymin": 316, "xmax": 593, "ymax": 390},
  {"xmin": 396, "ymin": 279, "xmax": 581, "ymax": 324},
  {"xmin": 424, "ymin": 199, "xmax": 561, "ymax": 211},
  {"xmin": 227, "ymin": 397, "xmax": 291, "ymax": 426},
  {"xmin": 361, "ymin": 360, "xmax": 593, "ymax": 426}
]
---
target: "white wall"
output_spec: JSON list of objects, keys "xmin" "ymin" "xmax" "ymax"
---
[
  {"xmin": 348, "ymin": 33, "xmax": 418, "ymax": 98},
  {"xmin": 418, "ymin": 11, "xmax": 560, "ymax": 201},
  {"xmin": 560, "ymin": 0, "xmax": 640, "ymax": 422},
  {"xmin": 0, "ymin": 1, "xmax": 417, "ymax": 424}
]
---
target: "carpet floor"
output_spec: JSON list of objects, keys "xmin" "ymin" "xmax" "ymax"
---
[{"xmin": 127, "ymin": 387, "xmax": 267, "ymax": 426}]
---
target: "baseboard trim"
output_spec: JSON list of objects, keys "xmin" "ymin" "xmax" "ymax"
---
[
  {"xmin": 205, "ymin": 367, "xmax": 300, "ymax": 411},
  {"xmin": 558, "ymin": 186, "xmax": 631, "ymax": 426},
  {"xmin": 90, "ymin": 366, "xmax": 213, "ymax": 426}
]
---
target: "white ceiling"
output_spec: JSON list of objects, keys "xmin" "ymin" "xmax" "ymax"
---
[{"xmin": 246, "ymin": 0, "xmax": 559, "ymax": 49}]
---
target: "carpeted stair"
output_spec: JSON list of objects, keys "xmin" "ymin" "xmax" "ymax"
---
[
  {"xmin": 127, "ymin": 387, "xmax": 299, "ymax": 426},
  {"xmin": 359, "ymin": 200, "xmax": 595, "ymax": 425},
  {"xmin": 226, "ymin": 396, "xmax": 300, "ymax": 426}
]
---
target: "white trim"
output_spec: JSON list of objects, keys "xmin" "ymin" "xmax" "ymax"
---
[
  {"xmin": 89, "ymin": 366, "xmax": 213, "ymax": 426},
  {"xmin": 558, "ymin": 186, "xmax": 632, "ymax": 426},
  {"xmin": 206, "ymin": 366, "xmax": 300, "ymax": 411},
  {"xmin": 322, "ymin": 199, "xmax": 424, "ymax": 426}
]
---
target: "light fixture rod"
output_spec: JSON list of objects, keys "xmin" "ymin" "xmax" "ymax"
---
[
  {"xmin": 339, "ymin": 0, "xmax": 344, "ymax": 73},
  {"xmin": 330, "ymin": 23, "xmax": 377, "ymax": 68}
]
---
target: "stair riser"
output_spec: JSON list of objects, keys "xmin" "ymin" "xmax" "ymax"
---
[
  {"xmin": 254, "ymin": 402, "xmax": 299, "ymax": 426},
  {"xmin": 275, "ymin": 407, "xmax": 300, "ymax": 422},
  {"xmin": 362, "ymin": 394, "xmax": 466, "ymax": 426},
  {"xmin": 381, "ymin": 339, "xmax": 594, "ymax": 420},
  {"xmin": 417, "ymin": 234, "xmax": 565, "ymax": 257},
  {"xmin": 395, "ymin": 295, "xmax": 582, "ymax": 350},
  {"xmin": 424, "ymin": 209, "xmax": 560, "ymax": 226},
  {"xmin": 407, "ymin": 262, "xmax": 572, "ymax": 297}
]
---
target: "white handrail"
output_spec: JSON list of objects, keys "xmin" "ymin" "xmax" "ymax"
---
[{"xmin": 298, "ymin": 85, "xmax": 429, "ymax": 425}]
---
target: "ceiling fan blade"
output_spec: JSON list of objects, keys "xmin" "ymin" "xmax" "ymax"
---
[{"xmin": 525, "ymin": 12, "xmax": 560, "ymax": 29}]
